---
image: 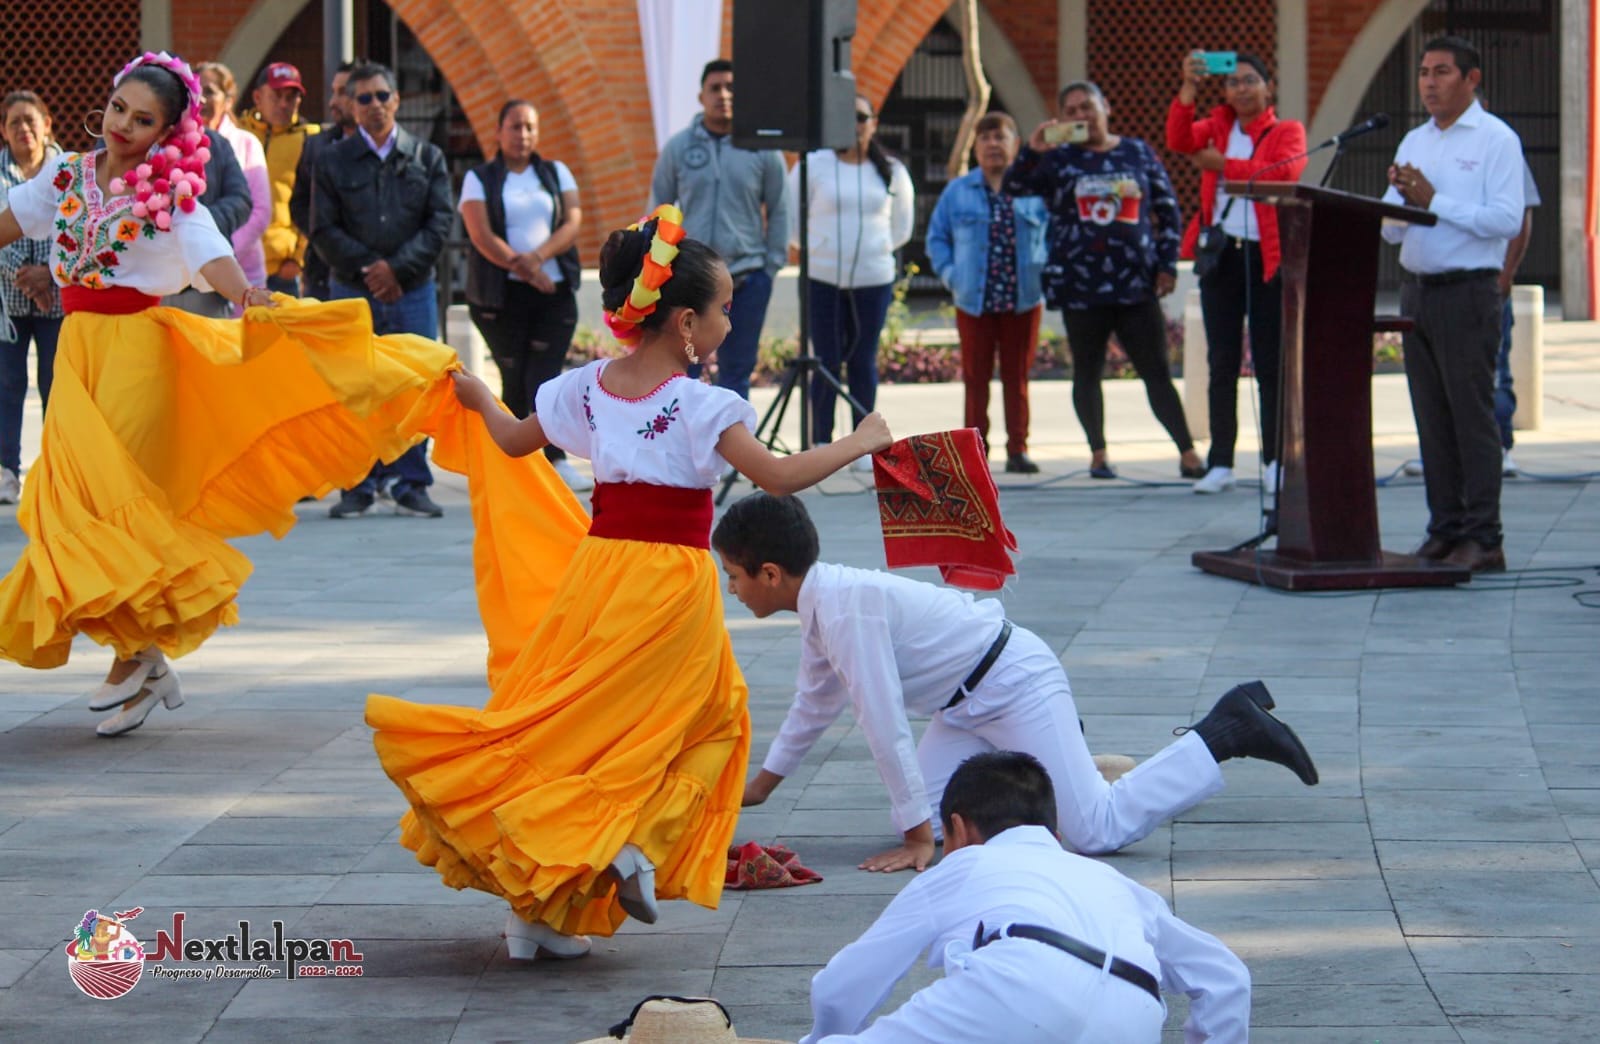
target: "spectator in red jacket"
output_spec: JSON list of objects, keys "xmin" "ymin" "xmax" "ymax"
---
[{"xmin": 1167, "ymin": 51, "xmax": 1306, "ymax": 495}]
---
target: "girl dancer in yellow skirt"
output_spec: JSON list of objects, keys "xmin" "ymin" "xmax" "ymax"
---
[
  {"xmin": 366, "ymin": 207, "xmax": 892, "ymax": 959},
  {"xmin": 0, "ymin": 52, "xmax": 461, "ymax": 735}
]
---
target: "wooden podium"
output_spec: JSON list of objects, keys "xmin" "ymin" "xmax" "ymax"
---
[{"xmin": 1192, "ymin": 183, "xmax": 1470, "ymax": 590}]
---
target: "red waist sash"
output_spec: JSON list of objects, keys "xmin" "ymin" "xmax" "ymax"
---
[
  {"xmin": 61, "ymin": 286, "xmax": 161, "ymax": 315},
  {"xmin": 588, "ymin": 482, "xmax": 713, "ymax": 549}
]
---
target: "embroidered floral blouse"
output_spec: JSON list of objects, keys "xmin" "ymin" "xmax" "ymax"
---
[
  {"xmin": 536, "ymin": 359, "xmax": 758, "ymax": 488},
  {"xmin": 4, "ymin": 151, "xmax": 232, "ymax": 297}
]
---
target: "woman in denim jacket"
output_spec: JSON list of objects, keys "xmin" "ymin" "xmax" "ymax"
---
[
  {"xmin": 925, "ymin": 113, "xmax": 1048, "ymax": 474},
  {"xmin": 1008, "ymin": 83, "xmax": 1204, "ymax": 481}
]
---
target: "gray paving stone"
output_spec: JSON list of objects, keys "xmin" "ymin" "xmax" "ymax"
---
[{"xmin": 3, "ymin": 369, "xmax": 1599, "ymax": 1038}]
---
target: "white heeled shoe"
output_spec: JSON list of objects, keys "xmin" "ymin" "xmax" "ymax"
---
[
  {"xmin": 96, "ymin": 664, "xmax": 183, "ymax": 737},
  {"xmin": 610, "ymin": 843, "xmax": 659, "ymax": 924},
  {"xmin": 88, "ymin": 649, "xmax": 166, "ymax": 711},
  {"xmin": 502, "ymin": 913, "xmax": 590, "ymax": 960}
]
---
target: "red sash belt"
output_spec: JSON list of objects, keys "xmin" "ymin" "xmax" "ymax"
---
[
  {"xmin": 588, "ymin": 482, "xmax": 713, "ymax": 549},
  {"xmin": 61, "ymin": 286, "xmax": 161, "ymax": 315}
]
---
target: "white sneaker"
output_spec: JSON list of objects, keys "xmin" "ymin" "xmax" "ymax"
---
[
  {"xmin": 551, "ymin": 458, "xmax": 594, "ymax": 492},
  {"xmin": 1192, "ymin": 466, "xmax": 1237, "ymax": 494},
  {"xmin": 1502, "ymin": 450, "xmax": 1520, "ymax": 477},
  {"xmin": 0, "ymin": 468, "xmax": 19, "ymax": 504},
  {"xmin": 1402, "ymin": 459, "xmax": 1424, "ymax": 477},
  {"xmin": 851, "ymin": 456, "xmax": 875, "ymax": 473},
  {"xmin": 1261, "ymin": 461, "xmax": 1280, "ymax": 494}
]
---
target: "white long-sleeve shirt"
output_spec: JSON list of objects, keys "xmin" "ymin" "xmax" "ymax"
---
[
  {"xmin": 788, "ymin": 150, "xmax": 915, "ymax": 288},
  {"xmin": 762, "ymin": 562, "xmax": 1007, "ymax": 833},
  {"xmin": 802, "ymin": 825, "xmax": 1251, "ymax": 1044},
  {"xmin": 1380, "ymin": 99, "xmax": 1524, "ymax": 274}
]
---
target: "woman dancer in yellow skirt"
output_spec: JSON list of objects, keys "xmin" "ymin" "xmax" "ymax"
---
[
  {"xmin": 366, "ymin": 207, "xmax": 892, "ymax": 959},
  {"xmin": 0, "ymin": 51, "xmax": 460, "ymax": 734}
]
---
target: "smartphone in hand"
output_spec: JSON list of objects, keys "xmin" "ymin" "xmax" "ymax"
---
[
  {"xmin": 1202, "ymin": 51, "xmax": 1237, "ymax": 75},
  {"xmin": 1043, "ymin": 121, "xmax": 1090, "ymax": 146}
]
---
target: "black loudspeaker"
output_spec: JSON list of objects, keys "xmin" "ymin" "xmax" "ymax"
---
[{"xmin": 731, "ymin": 0, "xmax": 857, "ymax": 152}]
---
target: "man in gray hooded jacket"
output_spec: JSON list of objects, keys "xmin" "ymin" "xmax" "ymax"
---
[{"xmin": 650, "ymin": 58, "xmax": 789, "ymax": 399}]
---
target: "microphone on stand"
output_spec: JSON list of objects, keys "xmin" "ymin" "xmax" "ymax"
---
[{"xmin": 1238, "ymin": 113, "xmax": 1391, "ymax": 193}]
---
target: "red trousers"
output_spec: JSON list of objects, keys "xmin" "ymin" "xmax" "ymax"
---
[{"xmin": 956, "ymin": 306, "xmax": 1039, "ymax": 456}]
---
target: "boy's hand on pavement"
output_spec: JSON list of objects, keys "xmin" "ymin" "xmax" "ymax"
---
[{"xmin": 859, "ymin": 838, "xmax": 935, "ymax": 873}]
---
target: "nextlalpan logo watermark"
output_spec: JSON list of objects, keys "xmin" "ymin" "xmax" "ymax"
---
[{"xmin": 67, "ymin": 907, "xmax": 364, "ymax": 1000}]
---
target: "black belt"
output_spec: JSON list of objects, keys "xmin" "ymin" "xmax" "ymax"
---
[
  {"xmin": 1219, "ymin": 235, "xmax": 1259, "ymax": 251},
  {"xmin": 1410, "ymin": 268, "xmax": 1499, "ymax": 287},
  {"xmin": 945, "ymin": 621, "xmax": 1012, "ymax": 710},
  {"xmin": 974, "ymin": 921, "xmax": 1161, "ymax": 1004}
]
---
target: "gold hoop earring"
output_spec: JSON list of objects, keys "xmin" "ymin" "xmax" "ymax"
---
[
  {"xmin": 684, "ymin": 340, "xmax": 699, "ymax": 365},
  {"xmin": 83, "ymin": 109, "xmax": 105, "ymax": 139}
]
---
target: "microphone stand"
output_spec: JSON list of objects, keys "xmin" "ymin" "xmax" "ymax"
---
[{"xmin": 1318, "ymin": 142, "xmax": 1346, "ymax": 187}]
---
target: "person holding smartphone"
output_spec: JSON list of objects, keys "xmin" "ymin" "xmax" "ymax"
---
[
  {"xmin": 1167, "ymin": 51, "xmax": 1307, "ymax": 495},
  {"xmin": 1004, "ymin": 82, "xmax": 1203, "ymax": 480}
]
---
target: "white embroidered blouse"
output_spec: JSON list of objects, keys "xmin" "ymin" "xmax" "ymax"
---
[
  {"xmin": 535, "ymin": 359, "xmax": 758, "ymax": 488},
  {"xmin": 5, "ymin": 151, "xmax": 233, "ymax": 296}
]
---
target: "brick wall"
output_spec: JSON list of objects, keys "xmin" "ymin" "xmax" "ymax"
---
[
  {"xmin": 987, "ymin": 0, "xmax": 1061, "ymax": 106},
  {"xmin": 1306, "ymin": 0, "xmax": 1389, "ymax": 117}
]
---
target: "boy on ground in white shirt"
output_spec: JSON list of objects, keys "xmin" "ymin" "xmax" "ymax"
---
[
  {"xmin": 801, "ymin": 750, "xmax": 1252, "ymax": 1042},
  {"xmin": 711, "ymin": 493, "xmax": 1318, "ymax": 873}
]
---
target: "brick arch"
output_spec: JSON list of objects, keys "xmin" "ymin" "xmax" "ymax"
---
[
  {"xmin": 387, "ymin": 0, "xmax": 659, "ymax": 260},
  {"xmin": 853, "ymin": 0, "xmax": 957, "ymax": 106}
]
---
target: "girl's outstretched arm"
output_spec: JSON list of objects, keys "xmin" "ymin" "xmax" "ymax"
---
[
  {"xmin": 718, "ymin": 412, "xmax": 892, "ymax": 496},
  {"xmin": 451, "ymin": 369, "xmax": 549, "ymax": 458}
]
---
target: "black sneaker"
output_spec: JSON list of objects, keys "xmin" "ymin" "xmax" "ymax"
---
[
  {"xmin": 329, "ymin": 490, "xmax": 374, "ymax": 519},
  {"xmin": 1006, "ymin": 453, "xmax": 1040, "ymax": 474},
  {"xmin": 393, "ymin": 487, "xmax": 443, "ymax": 518}
]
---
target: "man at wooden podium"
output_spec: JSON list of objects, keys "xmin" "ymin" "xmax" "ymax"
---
[{"xmin": 1381, "ymin": 35, "xmax": 1524, "ymax": 573}]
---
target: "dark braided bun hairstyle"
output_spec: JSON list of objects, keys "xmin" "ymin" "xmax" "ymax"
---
[{"xmin": 598, "ymin": 219, "xmax": 724, "ymax": 335}]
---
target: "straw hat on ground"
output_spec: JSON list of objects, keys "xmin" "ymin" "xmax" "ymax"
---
[{"xmin": 575, "ymin": 996, "xmax": 789, "ymax": 1044}]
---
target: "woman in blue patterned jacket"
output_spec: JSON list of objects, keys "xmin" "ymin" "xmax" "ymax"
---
[{"xmin": 1005, "ymin": 81, "xmax": 1204, "ymax": 481}]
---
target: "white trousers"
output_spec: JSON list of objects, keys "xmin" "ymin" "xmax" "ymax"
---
[
  {"xmin": 918, "ymin": 627, "xmax": 1225, "ymax": 854},
  {"xmin": 816, "ymin": 937, "xmax": 1166, "ymax": 1043}
]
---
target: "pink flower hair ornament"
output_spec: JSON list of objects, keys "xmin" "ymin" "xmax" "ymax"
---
[{"xmin": 106, "ymin": 51, "xmax": 209, "ymax": 231}]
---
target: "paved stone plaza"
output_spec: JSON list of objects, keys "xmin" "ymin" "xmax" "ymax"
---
[{"xmin": 2, "ymin": 326, "xmax": 1598, "ymax": 1042}]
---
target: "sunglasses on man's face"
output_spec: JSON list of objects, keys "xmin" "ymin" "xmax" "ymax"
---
[
  {"xmin": 355, "ymin": 90, "xmax": 393, "ymax": 106},
  {"xmin": 855, "ymin": 111, "xmax": 872, "ymax": 123}
]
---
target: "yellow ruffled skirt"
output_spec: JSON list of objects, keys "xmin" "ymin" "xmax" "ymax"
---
[
  {"xmin": 365, "ymin": 526, "xmax": 752, "ymax": 938},
  {"xmin": 0, "ymin": 298, "xmax": 458, "ymax": 667}
]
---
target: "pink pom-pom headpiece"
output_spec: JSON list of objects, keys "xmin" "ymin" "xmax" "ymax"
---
[{"xmin": 106, "ymin": 51, "xmax": 208, "ymax": 233}]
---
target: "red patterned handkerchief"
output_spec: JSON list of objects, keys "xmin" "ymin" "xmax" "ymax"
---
[
  {"xmin": 725, "ymin": 842, "xmax": 824, "ymax": 890},
  {"xmin": 872, "ymin": 429, "xmax": 1018, "ymax": 590}
]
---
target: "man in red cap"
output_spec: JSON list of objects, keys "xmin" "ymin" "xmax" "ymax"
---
[{"xmin": 240, "ymin": 62, "xmax": 320, "ymax": 296}]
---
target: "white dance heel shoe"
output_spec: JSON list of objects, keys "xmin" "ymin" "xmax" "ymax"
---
[
  {"xmin": 87, "ymin": 649, "xmax": 166, "ymax": 711},
  {"xmin": 96, "ymin": 662, "xmax": 183, "ymax": 737},
  {"xmin": 502, "ymin": 913, "xmax": 590, "ymax": 960},
  {"xmin": 610, "ymin": 843, "xmax": 659, "ymax": 924}
]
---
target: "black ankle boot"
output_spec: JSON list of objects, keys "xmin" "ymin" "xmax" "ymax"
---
[{"xmin": 1185, "ymin": 681, "xmax": 1318, "ymax": 785}]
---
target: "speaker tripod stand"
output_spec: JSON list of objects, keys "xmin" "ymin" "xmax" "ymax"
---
[{"xmin": 715, "ymin": 151, "xmax": 868, "ymax": 506}]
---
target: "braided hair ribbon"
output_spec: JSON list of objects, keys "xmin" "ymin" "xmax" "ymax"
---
[
  {"xmin": 602, "ymin": 204, "xmax": 686, "ymax": 349},
  {"xmin": 105, "ymin": 51, "xmax": 210, "ymax": 231}
]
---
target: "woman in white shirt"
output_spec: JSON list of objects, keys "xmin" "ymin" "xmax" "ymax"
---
[
  {"xmin": 459, "ymin": 100, "xmax": 589, "ymax": 491},
  {"xmin": 790, "ymin": 95, "xmax": 914, "ymax": 459}
]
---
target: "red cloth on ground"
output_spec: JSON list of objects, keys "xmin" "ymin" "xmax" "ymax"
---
[
  {"xmin": 872, "ymin": 429, "xmax": 1018, "ymax": 591},
  {"xmin": 725, "ymin": 842, "xmax": 823, "ymax": 890}
]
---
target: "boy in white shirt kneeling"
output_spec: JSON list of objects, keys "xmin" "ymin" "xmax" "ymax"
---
[
  {"xmin": 712, "ymin": 492, "xmax": 1318, "ymax": 873},
  {"xmin": 801, "ymin": 750, "xmax": 1251, "ymax": 1042}
]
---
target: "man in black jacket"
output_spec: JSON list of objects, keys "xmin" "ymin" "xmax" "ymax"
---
[
  {"xmin": 312, "ymin": 61, "xmax": 452, "ymax": 519},
  {"xmin": 292, "ymin": 59, "xmax": 358, "ymax": 301}
]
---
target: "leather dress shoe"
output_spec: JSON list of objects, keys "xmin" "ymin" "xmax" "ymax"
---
[
  {"xmin": 1005, "ymin": 453, "xmax": 1040, "ymax": 474},
  {"xmin": 1185, "ymin": 682, "xmax": 1319, "ymax": 785},
  {"xmin": 1443, "ymin": 539, "xmax": 1506, "ymax": 573},
  {"xmin": 1413, "ymin": 535, "xmax": 1456, "ymax": 561}
]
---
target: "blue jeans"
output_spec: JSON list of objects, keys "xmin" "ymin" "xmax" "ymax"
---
[
  {"xmin": 808, "ymin": 280, "xmax": 893, "ymax": 444},
  {"xmin": 711, "ymin": 268, "xmax": 774, "ymax": 400},
  {"xmin": 1494, "ymin": 296, "xmax": 1515, "ymax": 451},
  {"xmin": 0, "ymin": 315, "xmax": 62, "ymax": 474},
  {"xmin": 330, "ymin": 278, "xmax": 437, "ymax": 494}
]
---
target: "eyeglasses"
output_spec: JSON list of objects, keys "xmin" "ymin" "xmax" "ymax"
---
[
  {"xmin": 855, "ymin": 112, "xmax": 872, "ymax": 123},
  {"xmin": 355, "ymin": 91, "xmax": 393, "ymax": 106},
  {"xmin": 1224, "ymin": 75, "xmax": 1263, "ymax": 88}
]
